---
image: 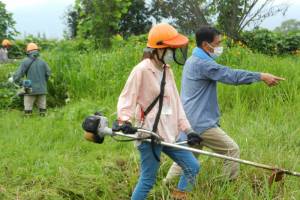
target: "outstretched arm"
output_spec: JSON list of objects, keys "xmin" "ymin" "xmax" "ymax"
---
[
  {"xmin": 201, "ymin": 61, "xmax": 285, "ymax": 86},
  {"xmin": 201, "ymin": 61, "xmax": 262, "ymax": 85}
]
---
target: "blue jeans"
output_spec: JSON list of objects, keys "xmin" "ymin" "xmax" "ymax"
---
[{"xmin": 131, "ymin": 142, "xmax": 200, "ymax": 200}]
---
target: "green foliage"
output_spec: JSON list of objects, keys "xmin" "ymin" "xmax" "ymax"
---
[
  {"xmin": 217, "ymin": 0, "xmax": 288, "ymax": 40},
  {"xmin": 64, "ymin": 6, "xmax": 79, "ymax": 39},
  {"xmin": 8, "ymin": 35, "xmax": 58, "ymax": 59},
  {"xmin": 76, "ymin": 0, "xmax": 131, "ymax": 48},
  {"xmin": 217, "ymin": 0, "xmax": 243, "ymax": 40},
  {"xmin": 151, "ymin": 0, "xmax": 211, "ymax": 34},
  {"xmin": 274, "ymin": 19, "xmax": 300, "ymax": 33},
  {"xmin": 118, "ymin": 0, "xmax": 152, "ymax": 38},
  {"xmin": 0, "ymin": 1, "xmax": 18, "ymax": 39},
  {"xmin": 0, "ymin": 41, "xmax": 300, "ymax": 199},
  {"xmin": 242, "ymin": 29, "xmax": 300, "ymax": 55}
]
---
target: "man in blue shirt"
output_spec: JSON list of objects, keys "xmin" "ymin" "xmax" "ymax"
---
[{"xmin": 165, "ymin": 26, "xmax": 285, "ymax": 181}]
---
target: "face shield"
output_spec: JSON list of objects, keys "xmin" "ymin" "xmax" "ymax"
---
[{"xmin": 171, "ymin": 45, "xmax": 188, "ymax": 65}]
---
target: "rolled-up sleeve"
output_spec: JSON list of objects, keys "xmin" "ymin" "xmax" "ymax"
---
[
  {"xmin": 117, "ymin": 68, "xmax": 141, "ymax": 122},
  {"xmin": 201, "ymin": 61, "xmax": 261, "ymax": 85}
]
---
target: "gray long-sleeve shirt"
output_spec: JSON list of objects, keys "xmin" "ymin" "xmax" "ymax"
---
[
  {"xmin": 13, "ymin": 52, "xmax": 51, "ymax": 95},
  {"xmin": 0, "ymin": 48, "xmax": 8, "ymax": 62},
  {"xmin": 181, "ymin": 47, "xmax": 261, "ymax": 134}
]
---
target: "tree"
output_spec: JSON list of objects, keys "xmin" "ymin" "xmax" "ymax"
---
[
  {"xmin": 76, "ymin": 0, "xmax": 131, "ymax": 48},
  {"xmin": 150, "ymin": 0, "xmax": 216, "ymax": 34},
  {"xmin": 150, "ymin": 0, "xmax": 288, "ymax": 40},
  {"xmin": 119, "ymin": 0, "xmax": 152, "ymax": 38},
  {"xmin": 0, "ymin": 1, "xmax": 18, "ymax": 40},
  {"xmin": 64, "ymin": 5, "xmax": 79, "ymax": 39},
  {"xmin": 217, "ymin": 0, "xmax": 288, "ymax": 40},
  {"xmin": 274, "ymin": 19, "xmax": 300, "ymax": 33}
]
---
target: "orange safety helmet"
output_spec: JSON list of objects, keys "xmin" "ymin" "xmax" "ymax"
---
[
  {"xmin": 26, "ymin": 43, "xmax": 39, "ymax": 52},
  {"xmin": 2, "ymin": 39, "xmax": 11, "ymax": 47},
  {"xmin": 147, "ymin": 23, "xmax": 189, "ymax": 49}
]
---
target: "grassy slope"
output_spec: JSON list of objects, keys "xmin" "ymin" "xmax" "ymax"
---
[{"xmin": 0, "ymin": 45, "xmax": 299, "ymax": 200}]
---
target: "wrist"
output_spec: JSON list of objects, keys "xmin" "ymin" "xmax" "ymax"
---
[
  {"xmin": 185, "ymin": 128, "xmax": 194, "ymax": 134},
  {"xmin": 260, "ymin": 73, "xmax": 267, "ymax": 81}
]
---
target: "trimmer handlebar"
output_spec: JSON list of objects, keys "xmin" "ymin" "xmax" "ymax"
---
[{"xmin": 82, "ymin": 113, "xmax": 162, "ymax": 143}]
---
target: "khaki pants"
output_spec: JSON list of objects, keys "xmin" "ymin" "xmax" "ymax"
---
[
  {"xmin": 24, "ymin": 95, "xmax": 47, "ymax": 111},
  {"xmin": 165, "ymin": 127, "xmax": 240, "ymax": 181}
]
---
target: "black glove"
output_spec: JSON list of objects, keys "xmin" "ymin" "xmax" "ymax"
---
[
  {"xmin": 112, "ymin": 120, "xmax": 137, "ymax": 134},
  {"xmin": 187, "ymin": 132, "xmax": 203, "ymax": 146}
]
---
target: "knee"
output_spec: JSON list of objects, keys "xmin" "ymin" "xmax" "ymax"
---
[
  {"xmin": 194, "ymin": 161, "xmax": 201, "ymax": 174},
  {"xmin": 139, "ymin": 173, "xmax": 157, "ymax": 188},
  {"xmin": 189, "ymin": 159, "xmax": 201, "ymax": 175},
  {"xmin": 231, "ymin": 143, "xmax": 240, "ymax": 157},
  {"xmin": 138, "ymin": 177, "xmax": 156, "ymax": 191}
]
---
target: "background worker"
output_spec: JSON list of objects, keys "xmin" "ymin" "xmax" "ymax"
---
[
  {"xmin": 9, "ymin": 43, "xmax": 51, "ymax": 116},
  {"xmin": 0, "ymin": 39, "xmax": 11, "ymax": 63}
]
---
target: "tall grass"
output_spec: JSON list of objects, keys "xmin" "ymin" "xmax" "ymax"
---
[{"xmin": 0, "ymin": 43, "xmax": 299, "ymax": 199}]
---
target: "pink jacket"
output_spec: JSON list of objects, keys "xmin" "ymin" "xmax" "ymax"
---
[{"xmin": 117, "ymin": 59, "xmax": 191, "ymax": 143}]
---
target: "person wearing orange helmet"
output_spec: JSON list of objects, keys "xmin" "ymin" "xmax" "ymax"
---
[
  {"xmin": 9, "ymin": 42, "xmax": 51, "ymax": 116},
  {"xmin": 0, "ymin": 39, "xmax": 12, "ymax": 63},
  {"xmin": 116, "ymin": 23, "xmax": 201, "ymax": 200}
]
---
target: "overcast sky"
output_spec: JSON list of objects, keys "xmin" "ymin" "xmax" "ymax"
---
[{"xmin": 1, "ymin": 0, "xmax": 300, "ymax": 39}]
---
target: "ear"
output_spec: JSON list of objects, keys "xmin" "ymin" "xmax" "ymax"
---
[
  {"xmin": 201, "ymin": 41, "xmax": 210, "ymax": 53},
  {"xmin": 201, "ymin": 41, "xmax": 207, "ymax": 48}
]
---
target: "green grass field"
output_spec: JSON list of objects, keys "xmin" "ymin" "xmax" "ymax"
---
[{"xmin": 0, "ymin": 44, "xmax": 299, "ymax": 200}]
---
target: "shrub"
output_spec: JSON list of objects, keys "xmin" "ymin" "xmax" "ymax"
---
[{"xmin": 241, "ymin": 29, "xmax": 300, "ymax": 55}]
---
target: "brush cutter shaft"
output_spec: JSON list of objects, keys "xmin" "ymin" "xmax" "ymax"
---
[{"xmin": 112, "ymin": 130, "xmax": 300, "ymax": 178}]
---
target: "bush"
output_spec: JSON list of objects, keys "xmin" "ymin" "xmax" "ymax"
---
[
  {"xmin": 277, "ymin": 32, "xmax": 300, "ymax": 54},
  {"xmin": 241, "ymin": 29, "xmax": 300, "ymax": 55}
]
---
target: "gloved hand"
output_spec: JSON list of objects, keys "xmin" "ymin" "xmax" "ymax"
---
[
  {"xmin": 112, "ymin": 120, "xmax": 137, "ymax": 134},
  {"xmin": 187, "ymin": 131, "xmax": 203, "ymax": 146},
  {"xmin": 8, "ymin": 77, "xmax": 14, "ymax": 83}
]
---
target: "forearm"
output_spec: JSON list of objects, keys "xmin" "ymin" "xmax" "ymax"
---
[
  {"xmin": 229, "ymin": 69, "xmax": 261, "ymax": 85},
  {"xmin": 178, "ymin": 118, "xmax": 192, "ymax": 133},
  {"xmin": 204, "ymin": 62, "xmax": 261, "ymax": 85}
]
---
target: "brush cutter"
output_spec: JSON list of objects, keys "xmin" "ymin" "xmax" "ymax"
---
[
  {"xmin": 8, "ymin": 77, "xmax": 32, "ymax": 96},
  {"xmin": 82, "ymin": 113, "xmax": 300, "ymax": 184}
]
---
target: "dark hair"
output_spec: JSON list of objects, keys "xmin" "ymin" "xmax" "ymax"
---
[{"xmin": 196, "ymin": 26, "xmax": 221, "ymax": 47}]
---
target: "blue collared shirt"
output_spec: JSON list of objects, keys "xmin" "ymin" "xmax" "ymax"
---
[{"xmin": 181, "ymin": 47, "xmax": 261, "ymax": 134}]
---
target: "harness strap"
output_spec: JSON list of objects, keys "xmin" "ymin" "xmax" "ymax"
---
[
  {"xmin": 25, "ymin": 57, "xmax": 37, "ymax": 77},
  {"xmin": 142, "ymin": 64, "xmax": 167, "ymax": 162}
]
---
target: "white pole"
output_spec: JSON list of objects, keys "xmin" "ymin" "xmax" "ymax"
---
[{"xmin": 111, "ymin": 131, "xmax": 300, "ymax": 177}]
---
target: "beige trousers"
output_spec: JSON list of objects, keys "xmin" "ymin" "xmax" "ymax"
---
[
  {"xmin": 24, "ymin": 95, "xmax": 46, "ymax": 111},
  {"xmin": 165, "ymin": 127, "xmax": 240, "ymax": 181}
]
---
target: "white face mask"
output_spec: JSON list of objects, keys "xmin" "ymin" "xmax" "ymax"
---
[
  {"xmin": 207, "ymin": 43, "xmax": 223, "ymax": 59},
  {"xmin": 163, "ymin": 49, "xmax": 174, "ymax": 64},
  {"xmin": 213, "ymin": 47, "xmax": 223, "ymax": 57}
]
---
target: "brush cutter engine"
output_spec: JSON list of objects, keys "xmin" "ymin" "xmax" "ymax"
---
[
  {"xmin": 82, "ymin": 112, "xmax": 112, "ymax": 144},
  {"xmin": 82, "ymin": 112, "xmax": 161, "ymax": 143}
]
